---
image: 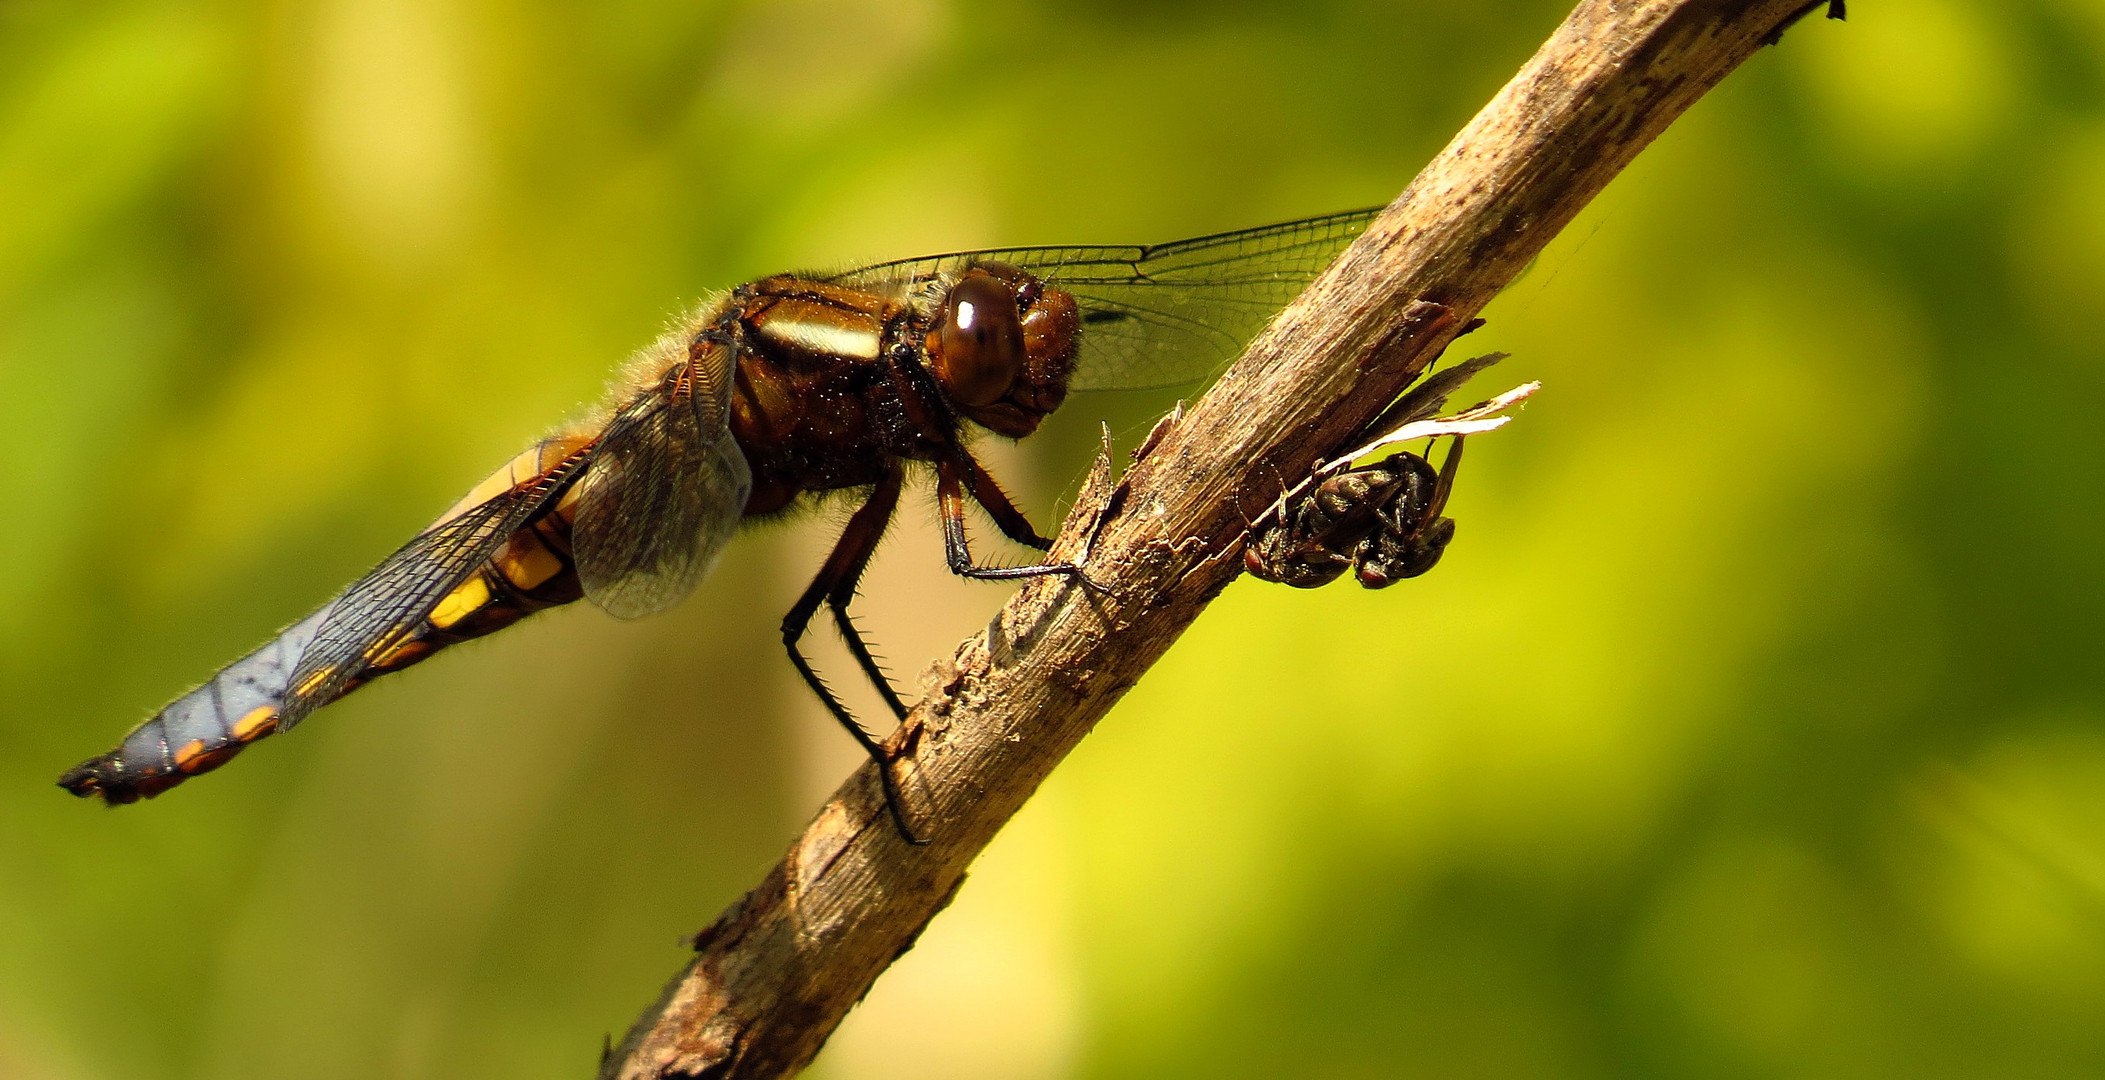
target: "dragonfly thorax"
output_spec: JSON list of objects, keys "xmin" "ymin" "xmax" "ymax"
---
[{"xmin": 720, "ymin": 266, "xmax": 1082, "ymax": 516}]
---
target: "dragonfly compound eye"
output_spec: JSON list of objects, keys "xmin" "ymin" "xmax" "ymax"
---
[{"xmin": 934, "ymin": 272, "xmax": 1025, "ymax": 408}]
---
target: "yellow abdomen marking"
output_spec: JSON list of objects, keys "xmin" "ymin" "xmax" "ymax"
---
[
  {"xmin": 369, "ymin": 638, "xmax": 434, "ymax": 670},
  {"xmin": 496, "ymin": 530, "xmax": 564, "ymax": 590},
  {"xmin": 293, "ymin": 667, "xmax": 334, "ymax": 699},
  {"xmin": 533, "ymin": 435, "xmax": 592, "ymax": 473},
  {"xmin": 434, "ymin": 434, "xmax": 595, "ymax": 526},
  {"xmin": 175, "ymin": 739, "xmax": 238, "ymax": 775},
  {"xmin": 232, "ymin": 706, "xmax": 278, "ymax": 741},
  {"xmin": 429, "ymin": 574, "xmax": 492, "ymax": 629},
  {"xmin": 439, "ymin": 461, "xmax": 528, "ymax": 526}
]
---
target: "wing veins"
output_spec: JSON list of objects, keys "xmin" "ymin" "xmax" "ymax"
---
[{"xmin": 280, "ymin": 451, "xmax": 592, "ymax": 727}]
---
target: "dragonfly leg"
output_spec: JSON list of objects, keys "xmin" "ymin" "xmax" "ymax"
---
[
  {"xmin": 781, "ymin": 465, "xmax": 927, "ymax": 845},
  {"xmin": 936, "ymin": 454, "xmax": 1094, "ymax": 584},
  {"xmin": 952, "ymin": 446, "xmax": 1053, "ymax": 550}
]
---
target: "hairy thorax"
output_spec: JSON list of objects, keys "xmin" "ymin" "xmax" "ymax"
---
[{"xmin": 722, "ymin": 275, "xmax": 955, "ymax": 516}]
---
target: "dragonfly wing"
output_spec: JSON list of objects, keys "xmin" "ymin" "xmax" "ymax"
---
[
  {"xmin": 572, "ymin": 339, "xmax": 752, "ymax": 620},
  {"xmin": 826, "ymin": 208, "xmax": 1381, "ymax": 391},
  {"xmin": 279, "ymin": 456, "xmax": 590, "ymax": 730}
]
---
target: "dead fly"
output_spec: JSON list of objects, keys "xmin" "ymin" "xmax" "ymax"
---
[{"xmin": 1245, "ymin": 353, "xmax": 1537, "ymax": 589}]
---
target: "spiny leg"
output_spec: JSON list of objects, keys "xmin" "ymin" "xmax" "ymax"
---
[
  {"xmin": 952, "ymin": 447, "xmax": 1053, "ymax": 550},
  {"xmin": 780, "ymin": 465, "xmax": 926, "ymax": 844},
  {"xmin": 936, "ymin": 454, "xmax": 1091, "ymax": 583},
  {"xmin": 828, "ymin": 552, "xmax": 910, "ymax": 723}
]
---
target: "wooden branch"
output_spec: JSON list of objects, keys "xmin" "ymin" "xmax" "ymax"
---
[{"xmin": 601, "ymin": 2, "xmax": 1839, "ymax": 1076}]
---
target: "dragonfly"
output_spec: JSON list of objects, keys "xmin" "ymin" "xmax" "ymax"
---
[{"xmin": 59, "ymin": 207, "xmax": 1394, "ymax": 839}]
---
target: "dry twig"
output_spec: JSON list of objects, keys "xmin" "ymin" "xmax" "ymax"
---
[{"xmin": 602, "ymin": 2, "xmax": 1842, "ymax": 1076}]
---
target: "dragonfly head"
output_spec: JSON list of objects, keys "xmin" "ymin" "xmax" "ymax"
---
[{"xmin": 927, "ymin": 262, "xmax": 1079, "ymax": 438}]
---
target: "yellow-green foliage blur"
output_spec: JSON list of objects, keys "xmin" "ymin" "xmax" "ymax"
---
[{"xmin": 4, "ymin": 1, "xmax": 2101, "ymax": 1077}]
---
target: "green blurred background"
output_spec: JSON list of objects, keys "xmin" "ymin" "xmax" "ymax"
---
[{"xmin": 4, "ymin": 0, "xmax": 2102, "ymax": 1077}]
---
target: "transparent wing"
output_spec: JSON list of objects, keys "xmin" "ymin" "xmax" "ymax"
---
[
  {"xmin": 572, "ymin": 346, "xmax": 752, "ymax": 620},
  {"xmin": 826, "ymin": 207, "xmax": 1380, "ymax": 391},
  {"xmin": 280, "ymin": 456, "xmax": 589, "ymax": 730}
]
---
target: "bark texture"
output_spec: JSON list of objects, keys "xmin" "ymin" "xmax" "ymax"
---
[{"xmin": 602, "ymin": 2, "xmax": 1839, "ymax": 1076}]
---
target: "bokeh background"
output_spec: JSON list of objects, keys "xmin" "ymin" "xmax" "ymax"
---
[{"xmin": 3, "ymin": 1, "xmax": 2101, "ymax": 1077}]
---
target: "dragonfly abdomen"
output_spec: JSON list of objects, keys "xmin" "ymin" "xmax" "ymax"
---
[
  {"xmin": 59, "ymin": 435, "xmax": 594, "ymax": 805},
  {"xmin": 367, "ymin": 510, "xmax": 585, "ymax": 673},
  {"xmin": 58, "ymin": 609, "xmax": 326, "ymax": 802}
]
